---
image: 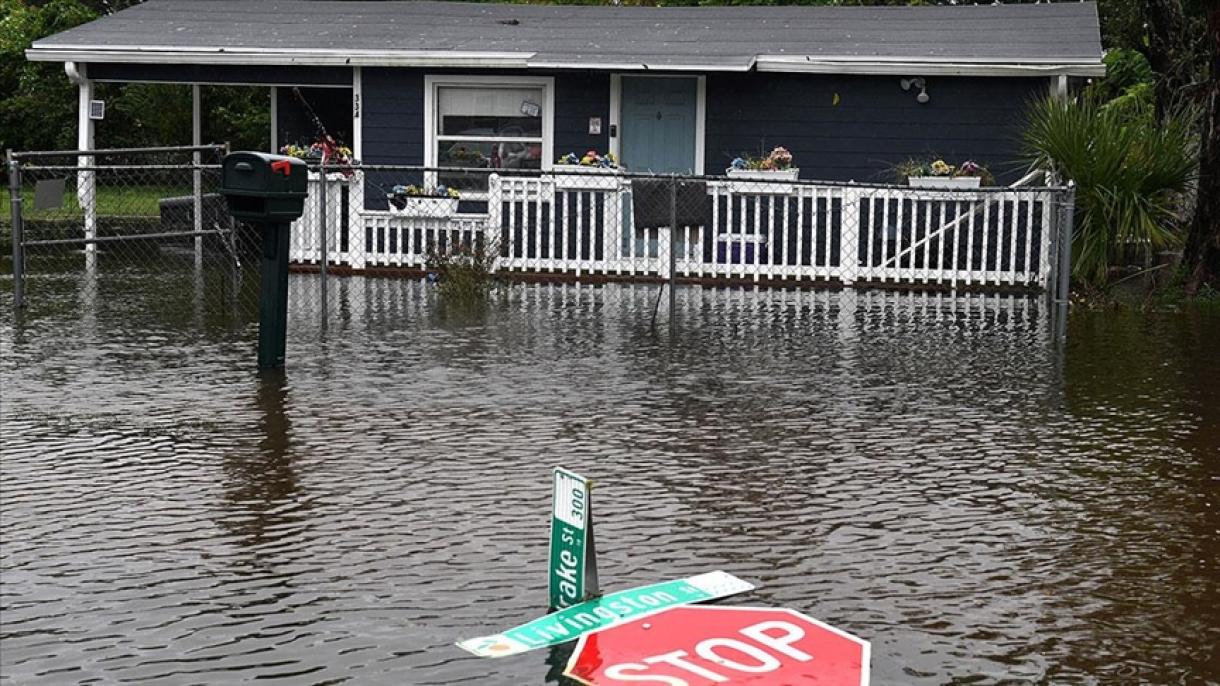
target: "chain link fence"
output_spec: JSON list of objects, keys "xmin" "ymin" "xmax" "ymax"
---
[
  {"xmin": 5, "ymin": 150, "xmax": 1075, "ymax": 338},
  {"xmin": 3, "ymin": 146, "xmax": 265, "ymax": 329}
]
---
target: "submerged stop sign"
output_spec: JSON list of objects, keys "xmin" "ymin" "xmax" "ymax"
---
[{"xmin": 564, "ymin": 606, "xmax": 869, "ymax": 686}]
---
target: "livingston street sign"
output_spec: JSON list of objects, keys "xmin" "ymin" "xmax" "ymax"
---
[
  {"xmin": 456, "ymin": 571, "xmax": 755, "ymax": 659},
  {"xmin": 550, "ymin": 468, "xmax": 598, "ymax": 610}
]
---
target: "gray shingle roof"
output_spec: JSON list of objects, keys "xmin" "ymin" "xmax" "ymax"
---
[{"xmin": 29, "ymin": 0, "xmax": 1104, "ymax": 74}]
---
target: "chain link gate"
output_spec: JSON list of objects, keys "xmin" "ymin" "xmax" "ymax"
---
[{"xmin": 4, "ymin": 145, "xmax": 266, "ymax": 325}]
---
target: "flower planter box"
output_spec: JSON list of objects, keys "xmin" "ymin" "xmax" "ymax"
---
[
  {"xmin": 726, "ymin": 168, "xmax": 800, "ymax": 181},
  {"xmin": 907, "ymin": 176, "xmax": 981, "ymax": 189},
  {"xmin": 553, "ymin": 164, "xmax": 622, "ymax": 190},
  {"xmin": 387, "ymin": 195, "xmax": 459, "ymax": 218},
  {"xmin": 307, "ymin": 171, "xmax": 353, "ymax": 183}
]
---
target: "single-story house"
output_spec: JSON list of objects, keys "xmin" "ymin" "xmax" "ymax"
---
[
  {"xmin": 23, "ymin": 0, "xmax": 1101, "ymax": 293},
  {"xmin": 28, "ymin": 0, "xmax": 1104, "ymax": 189}
]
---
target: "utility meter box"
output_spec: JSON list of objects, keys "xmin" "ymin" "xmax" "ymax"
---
[{"xmin": 220, "ymin": 152, "xmax": 308, "ymax": 221}]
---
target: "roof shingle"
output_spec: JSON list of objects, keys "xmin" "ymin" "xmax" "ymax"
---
[{"xmin": 29, "ymin": 0, "xmax": 1104, "ymax": 73}]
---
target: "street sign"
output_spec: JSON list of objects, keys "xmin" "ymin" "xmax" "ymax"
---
[
  {"xmin": 456, "ymin": 571, "xmax": 755, "ymax": 659},
  {"xmin": 564, "ymin": 605, "xmax": 870, "ymax": 686},
  {"xmin": 550, "ymin": 468, "xmax": 598, "ymax": 610}
]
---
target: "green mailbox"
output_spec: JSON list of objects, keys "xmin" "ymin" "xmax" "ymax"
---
[
  {"xmin": 220, "ymin": 152, "xmax": 309, "ymax": 370},
  {"xmin": 221, "ymin": 152, "xmax": 308, "ymax": 221}
]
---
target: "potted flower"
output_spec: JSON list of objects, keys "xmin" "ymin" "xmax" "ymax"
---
[
  {"xmin": 898, "ymin": 158, "xmax": 991, "ymax": 189},
  {"xmin": 388, "ymin": 184, "xmax": 461, "ymax": 217},
  {"xmin": 280, "ymin": 134, "xmax": 356, "ymax": 177},
  {"xmin": 555, "ymin": 150, "xmax": 622, "ymax": 171},
  {"xmin": 553, "ymin": 150, "xmax": 622, "ymax": 188},
  {"xmin": 726, "ymin": 146, "xmax": 799, "ymax": 181}
]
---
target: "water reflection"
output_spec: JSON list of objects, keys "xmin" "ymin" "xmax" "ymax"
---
[{"xmin": 219, "ymin": 371, "xmax": 307, "ymax": 555}]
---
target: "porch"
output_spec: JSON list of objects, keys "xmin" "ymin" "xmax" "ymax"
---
[{"xmin": 290, "ymin": 169, "xmax": 1069, "ymax": 292}]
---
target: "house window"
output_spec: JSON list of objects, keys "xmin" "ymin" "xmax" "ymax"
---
[{"xmin": 425, "ymin": 76, "xmax": 553, "ymax": 193}]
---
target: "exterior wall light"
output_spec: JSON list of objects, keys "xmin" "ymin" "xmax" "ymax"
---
[{"xmin": 901, "ymin": 77, "xmax": 930, "ymax": 104}]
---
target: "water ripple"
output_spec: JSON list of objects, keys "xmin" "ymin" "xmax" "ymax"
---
[{"xmin": 2, "ymin": 279, "xmax": 1218, "ymax": 685}]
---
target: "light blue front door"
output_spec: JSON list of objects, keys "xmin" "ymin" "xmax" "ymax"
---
[{"xmin": 620, "ymin": 77, "xmax": 697, "ymax": 174}]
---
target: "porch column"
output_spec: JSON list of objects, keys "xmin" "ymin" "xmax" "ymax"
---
[
  {"xmin": 269, "ymin": 86, "xmax": 278, "ymax": 153},
  {"xmin": 1051, "ymin": 75, "xmax": 1069, "ymax": 100},
  {"xmin": 352, "ymin": 67, "xmax": 363, "ymax": 160},
  {"xmin": 72, "ymin": 63, "xmax": 96, "ymax": 257}
]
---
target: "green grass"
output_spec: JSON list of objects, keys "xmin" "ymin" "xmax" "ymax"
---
[{"xmin": 1, "ymin": 185, "xmax": 189, "ymax": 222}]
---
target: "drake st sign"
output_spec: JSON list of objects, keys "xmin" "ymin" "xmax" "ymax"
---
[{"xmin": 550, "ymin": 468, "xmax": 597, "ymax": 610}]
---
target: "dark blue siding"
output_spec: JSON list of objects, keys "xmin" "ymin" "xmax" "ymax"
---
[
  {"xmin": 88, "ymin": 62, "xmax": 352, "ymax": 86},
  {"xmin": 360, "ymin": 69, "xmax": 425, "ymax": 207},
  {"xmin": 553, "ymin": 72, "xmax": 610, "ymax": 158},
  {"xmin": 363, "ymin": 68, "xmax": 1041, "ymax": 187},
  {"xmin": 362, "ymin": 68, "xmax": 425, "ymax": 166},
  {"xmin": 705, "ymin": 73, "xmax": 1046, "ymax": 184}
]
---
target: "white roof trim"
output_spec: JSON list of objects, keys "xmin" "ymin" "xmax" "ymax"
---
[
  {"xmin": 758, "ymin": 53, "xmax": 1102, "ymax": 66},
  {"xmin": 525, "ymin": 59, "xmax": 755, "ymax": 72},
  {"xmin": 26, "ymin": 45, "xmax": 533, "ymax": 68},
  {"xmin": 26, "ymin": 44, "xmax": 1104, "ymax": 76},
  {"xmin": 756, "ymin": 56, "xmax": 1105, "ymax": 77}
]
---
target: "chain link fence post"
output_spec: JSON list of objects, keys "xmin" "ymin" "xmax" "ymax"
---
[
  {"xmin": 1053, "ymin": 181, "xmax": 1077, "ymax": 345},
  {"xmin": 668, "ymin": 173, "xmax": 677, "ymax": 320},
  {"xmin": 1056, "ymin": 181, "xmax": 1076, "ymax": 304},
  {"xmin": 7, "ymin": 150, "xmax": 25, "ymax": 309},
  {"xmin": 319, "ymin": 160, "xmax": 328, "ymax": 328},
  {"xmin": 840, "ymin": 186, "xmax": 860, "ymax": 287}
]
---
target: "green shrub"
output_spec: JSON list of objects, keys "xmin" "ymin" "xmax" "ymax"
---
[
  {"xmin": 425, "ymin": 237, "xmax": 499, "ymax": 305},
  {"xmin": 1022, "ymin": 95, "xmax": 1197, "ymax": 287}
]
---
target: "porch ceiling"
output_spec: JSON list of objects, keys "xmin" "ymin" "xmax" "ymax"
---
[{"xmin": 27, "ymin": 0, "xmax": 1105, "ymax": 76}]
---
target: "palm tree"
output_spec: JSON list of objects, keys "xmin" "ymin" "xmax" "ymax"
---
[{"xmin": 1023, "ymin": 95, "xmax": 1197, "ymax": 287}]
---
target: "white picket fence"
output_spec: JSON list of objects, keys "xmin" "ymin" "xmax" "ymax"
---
[{"xmin": 289, "ymin": 171, "xmax": 1065, "ymax": 291}]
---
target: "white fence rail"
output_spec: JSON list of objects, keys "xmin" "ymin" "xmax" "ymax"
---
[{"xmin": 289, "ymin": 170, "xmax": 1064, "ymax": 291}]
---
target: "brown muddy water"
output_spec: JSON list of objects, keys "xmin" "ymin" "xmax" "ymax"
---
[{"xmin": 1, "ymin": 267, "xmax": 1218, "ymax": 685}]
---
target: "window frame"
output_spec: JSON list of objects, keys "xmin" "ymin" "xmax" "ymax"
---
[{"xmin": 424, "ymin": 74, "xmax": 555, "ymax": 199}]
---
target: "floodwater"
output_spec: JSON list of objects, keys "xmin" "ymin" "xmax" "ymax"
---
[{"xmin": 1, "ymin": 266, "xmax": 1218, "ymax": 685}]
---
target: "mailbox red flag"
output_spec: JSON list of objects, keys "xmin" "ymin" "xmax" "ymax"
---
[{"xmin": 564, "ymin": 605, "xmax": 869, "ymax": 686}]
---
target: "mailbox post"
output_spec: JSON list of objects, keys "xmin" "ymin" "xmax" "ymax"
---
[{"xmin": 220, "ymin": 152, "xmax": 308, "ymax": 369}]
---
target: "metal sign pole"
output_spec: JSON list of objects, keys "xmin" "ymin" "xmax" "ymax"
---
[{"xmin": 7, "ymin": 151, "xmax": 25, "ymax": 309}]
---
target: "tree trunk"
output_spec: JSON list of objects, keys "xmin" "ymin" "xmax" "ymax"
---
[
  {"xmin": 1143, "ymin": 0, "xmax": 1190, "ymax": 116},
  {"xmin": 1183, "ymin": 6, "xmax": 1220, "ymax": 295}
]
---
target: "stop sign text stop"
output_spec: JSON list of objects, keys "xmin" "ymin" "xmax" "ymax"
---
[{"xmin": 565, "ymin": 605, "xmax": 870, "ymax": 685}]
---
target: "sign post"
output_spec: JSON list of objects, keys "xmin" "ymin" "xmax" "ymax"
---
[
  {"xmin": 550, "ymin": 468, "xmax": 598, "ymax": 610},
  {"xmin": 564, "ymin": 605, "xmax": 870, "ymax": 686},
  {"xmin": 456, "ymin": 571, "xmax": 755, "ymax": 659}
]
